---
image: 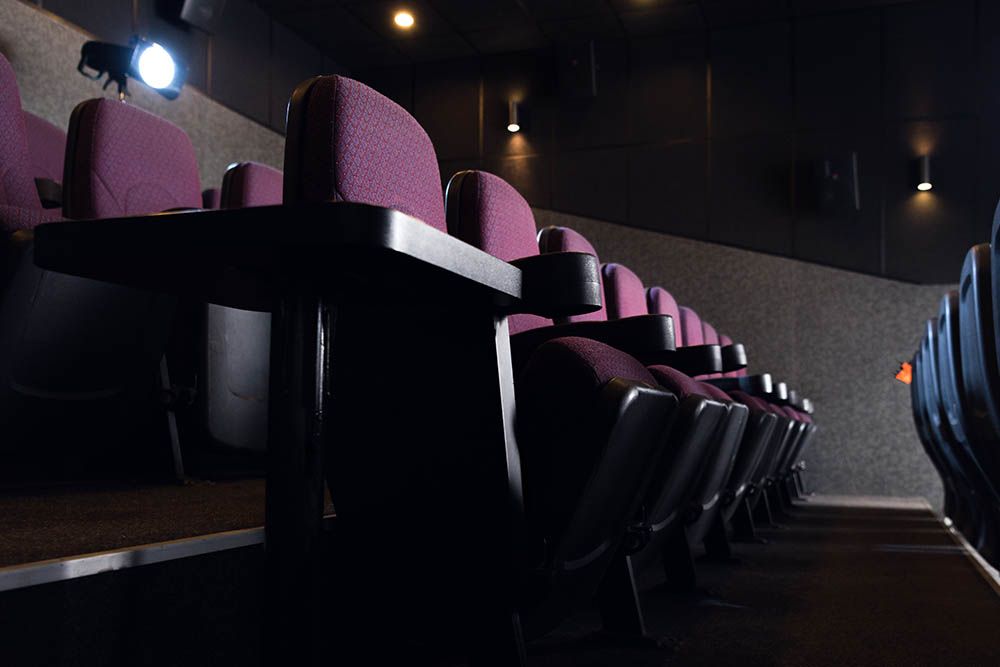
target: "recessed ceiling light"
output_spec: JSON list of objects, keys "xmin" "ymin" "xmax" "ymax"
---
[{"xmin": 394, "ymin": 11, "xmax": 415, "ymax": 28}]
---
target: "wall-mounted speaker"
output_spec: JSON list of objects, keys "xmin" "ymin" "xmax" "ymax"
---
[
  {"xmin": 180, "ymin": 0, "xmax": 226, "ymax": 34},
  {"xmin": 557, "ymin": 41, "xmax": 597, "ymax": 99},
  {"xmin": 800, "ymin": 150, "xmax": 860, "ymax": 214}
]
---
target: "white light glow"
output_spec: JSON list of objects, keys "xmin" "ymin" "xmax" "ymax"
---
[
  {"xmin": 137, "ymin": 43, "xmax": 175, "ymax": 89},
  {"xmin": 917, "ymin": 182, "xmax": 932, "ymax": 191},
  {"xmin": 507, "ymin": 122, "xmax": 520, "ymax": 133},
  {"xmin": 394, "ymin": 11, "xmax": 415, "ymax": 28}
]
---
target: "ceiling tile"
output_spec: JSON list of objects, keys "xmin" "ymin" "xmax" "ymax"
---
[{"xmin": 425, "ymin": 0, "xmax": 529, "ymax": 30}]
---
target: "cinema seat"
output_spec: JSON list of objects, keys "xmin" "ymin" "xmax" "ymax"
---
[
  {"xmin": 200, "ymin": 161, "xmax": 284, "ymax": 452},
  {"xmin": 918, "ymin": 317, "xmax": 989, "ymax": 551},
  {"xmin": 935, "ymin": 291, "xmax": 1000, "ymax": 546},
  {"xmin": 22, "ymin": 111, "xmax": 66, "ymax": 208},
  {"xmin": 274, "ymin": 77, "xmax": 684, "ymax": 658},
  {"xmin": 201, "ymin": 187, "xmax": 220, "ymax": 209},
  {"xmin": 0, "ymin": 86, "xmax": 194, "ymax": 476},
  {"xmin": 601, "ymin": 263, "xmax": 752, "ymax": 560}
]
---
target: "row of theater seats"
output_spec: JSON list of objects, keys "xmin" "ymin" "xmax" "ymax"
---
[
  {"xmin": 0, "ymin": 52, "xmax": 818, "ymax": 661},
  {"xmin": 910, "ymin": 202, "xmax": 1000, "ymax": 569}
]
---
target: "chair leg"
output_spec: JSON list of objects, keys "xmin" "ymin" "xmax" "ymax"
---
[
  {"xmin": 753, "ymin": 488, "xmax": 777, "ymax": 527},
  {"xmin": 732, "ymin": 496, "xmax": 764, "ymax": 543},
  {"xmin": 598, "ymin": 550, "xmax": 648, "ymax": 638}
]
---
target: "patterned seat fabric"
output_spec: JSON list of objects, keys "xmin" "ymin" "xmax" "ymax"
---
[
  {"xmin": 64, "ymin": 99, "xmax": 201, "ymax": 218},
  {"xmin": 23, "ymin": 112, "xmax": 66, "ymax": 184},
  {"xmin": 0, "ymin": 54, "xmax": 62, "ymax": 232},
  {"xmin": 646, "ymin": 286, "xmax": 682, "ymax": 342},
  {"xmin": 602, "ymin": 263, "xmax": 647, "ymax": 320},
  {"xmin": 446, "ymin": 170, "xmax": 549, "ymax": 333},
  {"xmin": 221, "ymin": 161, "xmax": 283, "ymax": 208},
  {"xmin": 287, "ymin": 75, "xmax": 446, "ymax": 232}
]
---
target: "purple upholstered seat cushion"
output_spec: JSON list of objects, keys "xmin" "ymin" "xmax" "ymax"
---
[
  {"xmin": 23, "ymin": 112, "xmax": 66, "ymax": 185},
  {"xmin": 646, "ymin": 286, "xmax": 682, "ymax": 343},
  {"xmin": 447, "ymin": 170, "xmax": 550, "ymax": 334},
  {"xmin": 202, "ymin": 188, "xmax": 221, "ymax": 209},
  {"xmin": 290, "ymin": 75, "xmax": 447, "ymax": 233},
  {"xmin": 521, "ymin": 336, "xmax": 656, "ymax": 391},
  {"xmin": 728, "ymin": 390, "xmax": 768, "ymax": 415},
  {"xmin": 64, "ymin": 99, "xmax": 201, "ymax": 218},
  {"xmin": 678, "ymin": 306, "xmax": 703, "ymax": 346},
  {"xmin": 698, "ymin": 381, "xmax": 732, "ymax": 403},
  {"xmin": 221, "ymin": 161, "xmax": 283, "ymax": 208},
  {"xmin": 537, "ymin": 226, "xmax": 607, "ymax": 323},
  {"xmin": 602, "ymin": 263, "xmax": 647, "ymax": 320},
  {"xmin": 647, "ymin": 364, "xmax": 706, "ymax": 399},
  {"xmin": 0, "ymin": 54, "xmax": 49, "ymax": 226}
]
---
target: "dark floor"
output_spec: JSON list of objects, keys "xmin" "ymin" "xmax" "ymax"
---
[
  {"xmin": 3, "ymin": 495, "xmax": 999, "ymax": 666},
  {"xmin": 527, "ymin": 496, "xmax": 1000, "ymax": 666}
]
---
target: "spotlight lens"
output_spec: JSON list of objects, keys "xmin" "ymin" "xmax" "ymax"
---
[
  {"xmin": 507, "ymin": 123, "xmax": 520, "ymax": 133},
  {"xmin": 137, "ymin": 43, "xmax": 175, "ymax": 89},
  {"xmin": 917, "ymin": 182, "xmax": 932, "ymax": 191},
  {"xmin": 394, "ymin": 11, "xmax": 414, "ymax": 28}
]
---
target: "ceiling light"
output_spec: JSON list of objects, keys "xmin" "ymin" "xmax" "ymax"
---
[{"xmin": 394, "ymin": 11, "xmax": 414, "ymax": 28}]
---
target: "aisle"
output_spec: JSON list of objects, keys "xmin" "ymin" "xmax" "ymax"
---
[{"xmin": 529, "ymin": 496, "xmax": 1000, "ymax": 666}]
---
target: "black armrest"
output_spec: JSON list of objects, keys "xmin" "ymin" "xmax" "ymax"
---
[
  {"xmin": 773, "ymin": 382, "xmax": 788, "ymax": 402},
  {"xmin": 720, "ymin": 343, "xmax": 747, "ymax": 373},
  {"xmin": 786, "ymin": 389, "xmax": 802, "ymax": 409},
  {"xmin": 34, "ymin": 178, "xmax": 62, "ymax": 209},
  {"xmin": 704, "ymin": 373, "xmax": 773, "ymax": 396},
  {"xmin": 33, "ymin": 202, "xmax": 526, "ymax": 313},
  {"xmin": 508, "ymin": 251, "xmax": 601, "ymax": 319},
  {"xmin": 510, "ymin": 314, "xmax": 676, "ymax": 364},
  {"xmin": 653, "ymin": 344, "xmax": 722, "ymax": 376}
]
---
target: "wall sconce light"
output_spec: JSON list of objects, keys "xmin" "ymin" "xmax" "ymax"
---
[
  {"xmin": 916, "ymin": 155, "xmax": 932, "ymax": 191},
  {"xmin": 507, "ymin": 101, "xmax": 521, "ymax": 133}
]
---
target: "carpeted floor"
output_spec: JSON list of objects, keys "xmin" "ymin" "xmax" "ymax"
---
[
  {"xmin": 0, "ymin": 479, "xmax": 268, "ymax": 566},
  {"xmin": 524, "ymin": 496, "xmax": 1000, "ymax": 666}
]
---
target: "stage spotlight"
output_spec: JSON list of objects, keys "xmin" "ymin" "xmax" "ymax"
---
[{"xmin": 78, "ymin": 36, "xmax": 186, "ymax": 100}]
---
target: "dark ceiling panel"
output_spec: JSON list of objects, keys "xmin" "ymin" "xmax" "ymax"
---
[
  {"xmin": 883, "ymin": 0, "xmax": 976, "ymax": 121},
  {"xmin": 539, "ymin": 15, "xmax": 625, "ymax": 43},
  {"xmin": 700, "ymin": 0, "xmax": 792, "ymax": 27},
  {"xmin": 394, "ymin": 34, "xmax": 477, "ymax": 63},
  {"xmin": 521, "ymin": 0, "xmax": 612, "ymax": 20},
  {"xmin": 464, "ymin": 25, "xmax": 548, "ymax": 54},
  {"xmin": 794, "ymin": 9, "xmax": 880, "ymax": 130},
  {"xmin": 284, "ymin": 6, "xmax": 385, "ymax": 50},
  {"xmin": 618, "ymin": 6, "xmax": 705, "ymax": 37},
  {"xmin": 711, "ymin": 21, "xmax": 792, "ymax": 138},
  {"xmin": 425, "ymin": 0, "xmax": 528, "ymax": 31},
  {"xmin": 630, "ymin": 32, "xmax": 707, "ymax": 143}
]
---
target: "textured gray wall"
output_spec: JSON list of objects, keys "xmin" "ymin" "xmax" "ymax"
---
[
  {"xmin": 0, "ymin": 0, "xmax": 284, "ymax": 190},
  {"xmin": 534, "ymin": 208, "xmax": 953, "ymax": 507}
]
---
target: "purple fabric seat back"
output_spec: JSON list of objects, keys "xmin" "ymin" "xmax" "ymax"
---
[
  {"xmin": 678, "ymin": 306, "xmax": 703, "ymax": 346},
  {"xmin": 720, "ymin": 332, "xmax": 748, "ymax": 377},
  {"xmin": 445, "ymin": 170, "xmax": 549, "ymax": 334},
  {"xmin": 221, "ymin": 161, "xmax": 284, "ymax": 208},
  {"xmin": 602, "ymin": 263, "xmax": 647, "ymax": 320},
  {"xmin": 63, "ymin": 98, "xmax": 201, "ymax": 218},
  {"xmin": 646, "ymin": 286, "xmax": 682, "ymax": 344},
  {"xmin": 0, "ymin": 54, "xmax": 62, "ymax": 231},
  {"xmin": 537, "ymin": 226, "xmax": 607, "ymax": 323},
  {"xmin": 202, "ymin": 188, "xmax": 221, "ymax": 209},
  {"xmin": 284, "ymin": 75, "xmax": 447, "ymax": 233},
  {"xmin": 23, "ymin": 112, "xmax": 66, "ymax": 184}
]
